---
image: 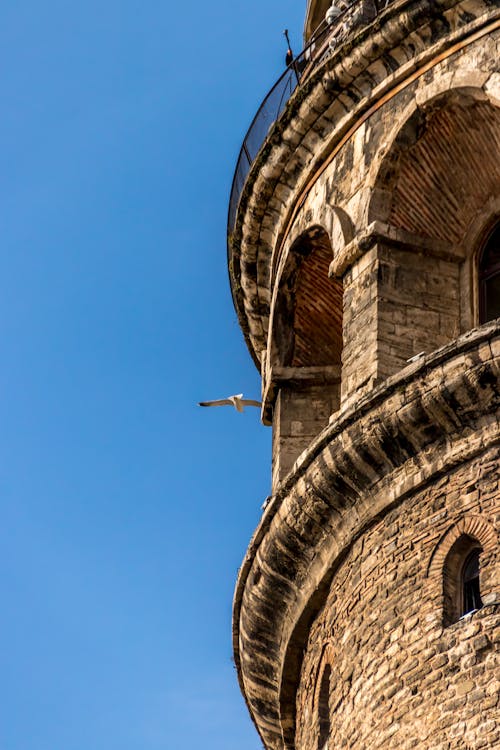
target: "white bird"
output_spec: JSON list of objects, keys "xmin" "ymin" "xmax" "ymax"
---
[{"xmin": 198, "ymin": 393, "xmax": 261, "ymax": 413}]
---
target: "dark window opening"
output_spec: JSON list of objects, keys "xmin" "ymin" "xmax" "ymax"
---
[
  {"xmin": 317, "ymin": 664, "xmax": 331, "ymax": 750},
  {"xmin": 443, "ymin": 535, "xmax": 483, "ymax": 626},
  {"xmin": 462, "ymin": 549, "xmax": 482, "ymax": 616},
  {"xmin": 479, "ymin": 222, "xmax": 500, "ymax": 324}
]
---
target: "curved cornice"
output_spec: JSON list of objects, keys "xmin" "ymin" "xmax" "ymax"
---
[
  {"xmin": 228, "ymin": 0, "xmax": 500, "ymax": 366},
  {"xmin": 233, "ymin": 321, "xmax": 500, "ymax": 750}
]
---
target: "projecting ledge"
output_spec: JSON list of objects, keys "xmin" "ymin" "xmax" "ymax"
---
[
  {"xmin": 328, "ymin": 220, "xmax": 463, "ymax": 279},
  {"xmin": 261, "ymin": 365, "xmax": 341, "ymax": 425}
]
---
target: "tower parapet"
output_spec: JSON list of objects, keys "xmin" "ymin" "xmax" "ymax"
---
[{"xmin": 229, "ymin": 2, "xmax": 500, "ymax": 749}]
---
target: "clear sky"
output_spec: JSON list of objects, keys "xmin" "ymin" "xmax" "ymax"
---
[{"xmin": 0, "ymin": 1, "xmax": 305, "ymax": 749}]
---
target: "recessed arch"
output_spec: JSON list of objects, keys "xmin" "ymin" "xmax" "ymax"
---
[
  {"xmin": 368, "ymin": 85, "xmax": 500, "ymax": 248},
  {"xmin": 366, "ymin": 84, "xmax": 500, "ymax": 337},
  {"xmin": 270, "ymin": 225, "xmax": 343, "ymax": 369},
  {"xmin": 427, "ymin": 515, "xmax": 497, "ymax": 580},
  {"xmin": 427, "ymin": 514, "xmax": 498, "ymax": 626}
]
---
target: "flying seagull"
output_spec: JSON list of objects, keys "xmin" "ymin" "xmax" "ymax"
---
[{"xmin": 198, "ymin": 393, "xmax": 261, "ymax": 413}]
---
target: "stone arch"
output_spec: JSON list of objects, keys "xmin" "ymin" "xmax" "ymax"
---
[
  {"xmin": 365, "ymin": 80, "xmax": 500, "ymax": 337},
  {"xmin": 284, "ymin": 204, "xmax": 354, "ymax": 271},
  {"xmin": 269, "ymin": 225, "xmax": 343, "ymax": 369},
  {"xmin": 427, "ymin": 515, "xmax": 497, "ymax": 580},
  {"xmin": 368, "ymin": 81, "xmax": 500, "ymax": 249},
  {"xmin": 266, "ymin": 224, "xmax": 344, "ymax": 485}
]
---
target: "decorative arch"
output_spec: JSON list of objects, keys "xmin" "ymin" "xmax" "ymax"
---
[
  {"xmin": 368, "ymin": 83, "xmax": 500, "ymax": 249},
  {"xmin": 269, "ymin": 225, "xmax": 343, "ymax": 369},
  {"xmin": 427, "ymin": 515, "xmax": 498, "ymax": 626},
  {"xmin": 284, "ymin": 204, "xmax": 354, "ymax": 268},
  {"xmin": 427, "ymin": 515, "xmax": 497, "ymax": 580}
]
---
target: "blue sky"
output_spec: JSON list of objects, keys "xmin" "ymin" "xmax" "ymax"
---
[{"xmin": 0, "ymin": 1, "xmax": 305, "ymax": 749}]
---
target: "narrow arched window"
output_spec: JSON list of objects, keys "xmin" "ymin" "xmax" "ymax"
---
[
  {"xmin": 443, "ymin": 535, "xmax": 483, "ymax": 626},
  {"xmin": 462, "ymin": 549, "xmax": 482, "ymax": 616},
  {"xmin": 479, "ymin": 222, "xmax": 500, "ymax": 323},
  {"xmin": 317, "ymin": 664, "xmax": 331, "ymax": 750}
]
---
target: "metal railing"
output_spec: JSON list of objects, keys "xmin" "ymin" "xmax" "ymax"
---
[{"xmin": 227, "ymin": 0, "xmax": 393, "ymax": 236}]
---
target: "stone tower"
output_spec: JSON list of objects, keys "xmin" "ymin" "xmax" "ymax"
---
[{"xmin": 228, "ymin": 2, "xmax": 500, "ymax": 749}]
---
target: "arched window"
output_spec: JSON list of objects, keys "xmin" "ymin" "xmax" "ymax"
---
[
  {"xmin": 462, "ymin": 549, "xmax": 482, "ymax": 615},
  {"xmin": 443, "ymin": 535, "xmax": 483, "ymax": 626},
  {"xmin": 479, "ymin": 222, "xmax": 500, "ymax": 324},
  {"xmin": 317, "ymin": 664, "xmax": 331, "ymax": 750}
]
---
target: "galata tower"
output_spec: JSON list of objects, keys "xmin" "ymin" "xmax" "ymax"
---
[{"xmin": 228, "ymin": 1, "xmax": 500, "ymax": 749}]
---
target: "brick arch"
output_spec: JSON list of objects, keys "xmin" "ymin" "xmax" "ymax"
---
[
  {"xmin": 368, "ymin": 83, "xmax": 500, "ymax": 248},
  {"xmin": 284, "ymin": 204, "xmax": 354, "ymax": 270},
  {"xmin": 269, "ymin": 225, "xmax": 343, "ymax": 369},
  {"xmin": 426, "ymin": 515, "xmax": 497, "ymax": 580}
]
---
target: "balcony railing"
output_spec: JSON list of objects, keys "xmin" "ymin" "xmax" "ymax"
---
[{"xmin": 227, "ymin": 0, "xmax": 393, "ymax": 237}]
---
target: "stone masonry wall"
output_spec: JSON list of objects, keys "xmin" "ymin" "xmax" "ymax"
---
[
  {"xmin": 340, "ymin": 246, "xmax": 379, "ymax": 399},
  {"xmin": 342, "ymin": 242, "xmax": 462, "ymax": 398},
  {"xmin": 272, "ymin": 383, "xmax": 340, "ymax": 488},
  {"xmin": 296, "ymin": 447, "xmax": 500, "ymax": 750},
  {"xmin": 375, "ymin": 244, "xmax": 461, "ymax": 381}
]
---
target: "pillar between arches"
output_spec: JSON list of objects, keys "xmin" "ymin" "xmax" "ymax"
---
[{"xmin": 338, "ymin": 222, "xmax": 464, "ymax": 404}]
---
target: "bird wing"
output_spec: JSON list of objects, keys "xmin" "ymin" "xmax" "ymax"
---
[
  {"xmin": 198, "ymin": 399, "xmax": 233, "ymax": 407},
  {"xmin": 241, "ymin": 399, "xmax": 262, "ymax": 408}
]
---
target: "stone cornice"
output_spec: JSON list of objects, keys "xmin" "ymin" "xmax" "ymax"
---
[
  {"xmin": 261, "ymin": 365, "xmax": 342, "ymax": 425},
  {"xmin": 233, "ymin": 321, "xmax": 500, "ymax": 750},
  {"xmin": 228, "ymin": 0, "xmax": 500, "ymax": 367},
  {"xmin": 328, "ymin": 220, "xmax": 463, "ymax": 278}
]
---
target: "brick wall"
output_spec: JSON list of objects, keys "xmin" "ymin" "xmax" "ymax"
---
[{"xmin": 296, "ymin": 448, "xmax": 500, "ymax": 750}]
